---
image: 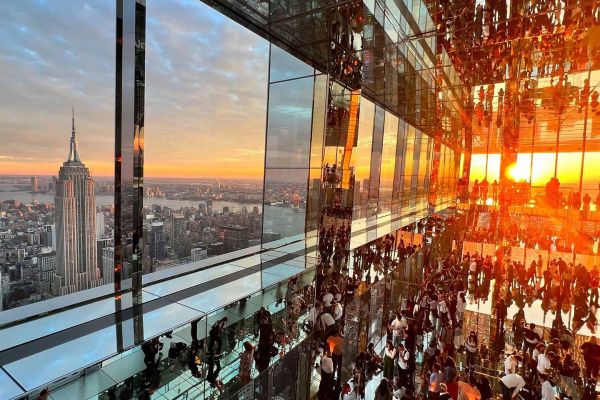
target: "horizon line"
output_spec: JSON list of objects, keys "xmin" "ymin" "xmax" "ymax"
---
[{"xmin": 0, "ymin": 173, "xmax": 264, "ymax": 181}]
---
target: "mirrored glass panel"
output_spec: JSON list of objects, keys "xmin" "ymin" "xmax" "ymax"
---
[
  {"xmin": 265, "ymin": 77, "xmax": 314, "ymax": 169},
  {"xmin": 377, "ymin": 112, "xmax": 398, "ymax": 218},
  {"xmin": 262, "ymin": 168, "xmax": 308, "ymax": 246},
  {"xmin": 143, "ymin": 0, "xmax": 268, "ymax": 274}
]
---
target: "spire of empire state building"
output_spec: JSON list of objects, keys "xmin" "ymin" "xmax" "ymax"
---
[{"xmin": 67, "ymin": 106, "xmax": 81, "ymax": 163}]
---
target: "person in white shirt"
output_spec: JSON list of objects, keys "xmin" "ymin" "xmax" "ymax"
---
[
  {"xmin": 320, "ymin": 312, "xmax": 336, "ymax": 333},
  {"xmin": 504, "ymin": 353, "xmax": 522, "ymax": 375},
  {"xmin": 500, "ymin": 373, "xmax": 526, "ymax": 400},
  {"xmin": 323, "ymin": 291, "xmax": 333, "ymax": 307},
  {"xmin": 396, "ymin": 343, "xmax": 410, "ymax": 388},
  {"xmin": 465, "ymin": 331, "xmax": 479, "ymax": 368},
  {"xmin": 317, "ymin": 350, "xmax": 334, "ymax": 399},
  {"xmin": 332, "ymin": 300, "xmax": 344, "ymax": 321},
  {"xmin": 540, "ymin": 374, "xmax": 558, "ymax": 400},
  {"xmin": 456, "ymin": 292, "xmax": 466, "ymax": 323},
  {"xmin": 438, "ymin": 297, "xmax": 448, "ymax": 320},
  {"xmin": 537, "ymin": 352, "xmax": 554, "ymax": 376},
  {"xmin": 469, "ymin": 260, "xmax": 478, "ymax": 275},
  {"xmin": 390, "ymin": 313, "xmax": 408, "ymax": 345},
  {"xmin": 532, "ymin": 342, "xmax": 545, "ymax": 362}
]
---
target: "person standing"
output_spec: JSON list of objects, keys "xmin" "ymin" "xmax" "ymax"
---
[
  {"xmin": 559, "ymin": 353, "xmax": 577, "ymax": 399},
  {"xmin": 523, "ymin": 323, "xmax": 540, "ymax": 355},
  {"xmin": 317, "ymin": 349, "xmax": 334, "ymax": 400},
  {"xmin": 581, "ymin": 336, "xmax": 600, "ymax": 379},
  {"xmin": 239, "ymin": 341, "xmax": 254, "ymax": 385},
  {"xmin": 495, "ymin": 298, "xmax": 507, "ymax": 333},
  {"xmin": 391, "ymin": 313, "xmax": 408, "ymax": 346},
  {"xmin": 383, "ymin": 340, "xmax": 396, "ymax": 380},
  {"xmin": 465, "ymin": 331, "xmax": 479, "ymax": 368},
  {"xmin": 327, "ymin": 329, "xmax": 345, "ymax": 382},
  {"xmin": 396, "ymin": 343, "xmax": 410, "ymax": 389},
  {"xmin": 208, "ymin": 317, "xmax": 228, "ymax": 355},
  {"xmin": 504, "ymin": 353, "xmax": 521, "ymax": 375},
  {"xmin": 428, "ymin": 363, "xmax": 445, "ymax": 400}
]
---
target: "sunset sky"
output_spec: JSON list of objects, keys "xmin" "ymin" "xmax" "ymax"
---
[
  {"xmin": 1, "ymin": 0, "xmax": 598, "ymax": 188},
  {"xmin": 0, "ymin": 0, "xmax": 269, "ymax": 179},
  {"xmin": 470, "ymin": 151, "xmax": 600, "ymax": 191}
]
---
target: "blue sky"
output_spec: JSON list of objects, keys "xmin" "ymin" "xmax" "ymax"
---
[{"xmin": 0, "ymin": 0, "xmax": 270, "ymax": 178}]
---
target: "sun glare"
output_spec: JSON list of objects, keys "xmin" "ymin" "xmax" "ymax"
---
[{"xmin": 507, "ymin": 163, "xmax": 530, "ymax": 182}]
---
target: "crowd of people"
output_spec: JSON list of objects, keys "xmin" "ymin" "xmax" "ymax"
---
[
  {"xmin": 327, "ymin": 1, "xmax": 364, "ymax": 88},
  {"xmin": 127, "ymin": 208, "xmax": 600, "ymax": 400},
  {"xmin": 346, "ymin": 246, "xmax": 600, "ymax": 399},
  {"xmin": 432, "ymin": 0, "xmax": 600, "ymax": 85},
  {"xmin": 461, "ymin": 207, "xmax": 597, "ymax": 254},
  {"xmin": 459, "ymin": 176, "xmax": 600, "ymax": 217}
]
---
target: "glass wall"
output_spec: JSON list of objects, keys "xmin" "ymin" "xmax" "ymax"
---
[
  {"xmin": 366, "ymin": 105, "xmax": 385, "ymax": 241},
  {"xmin": 402, "ymin": 126, "xmax": 416, "ymax": 209},
  {"xmin": 0, "ymin": 1, "xmax": 115, "ymax": 310},
  {"xmin": 392, "ymin": 120, "xmax": 408, "ymax": 228},
  {"xmin": 351, "ymin": 99, "xmax": 375, "ymax": 222},
  {"xmin": 262, "ymin": 50, "xmax": 315, "ymax": 247},
  {"xmin": 377, "ymin": 112, "xmax": 399, "ymax": 219},
  {"xmin": 143, "ymin": 0, "xmax": 268, "ymax": 273}
]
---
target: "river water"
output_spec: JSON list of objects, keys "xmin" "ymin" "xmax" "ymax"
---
[{"xmin": 0, "ymin": 189, "xmax": 261, "ymax": 213}]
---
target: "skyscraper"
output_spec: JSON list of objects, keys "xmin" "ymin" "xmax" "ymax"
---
[
  {"xmin": 102, "ymin": 247, "xmax": 114, "ymax": 285},
  {"xmin": 96, "ymin": 238, "xmax": 112, "ymax": 280},
  {"xmin": 43, "ymin": 224, "xmax": 56, "ymax": 250},
  {"xmin": 170, "ymin": 214, "xmax": 186, "ymax": 258},
  {"xmin": 53, "ymin": 110, "xmax": 101, "ymax": 296},
  {"xmin": 96, "ymin": 212, "xmax": 105, "ymax": 238},
  {"xmin": 30, "ymin": 177, "xmax": 39, "ymax": 193},
  {"xmin": 38, "ymin": 249, "xmax": 56, "ymax": 295},
  {"xmin": 147, "ymin": 221, "xmax": 166, "ymax": 260}
]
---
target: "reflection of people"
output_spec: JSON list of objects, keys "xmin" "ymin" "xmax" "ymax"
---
[
  {"xmin": 581, "ymin": 336, "xmax": 600, "ymax": 379},
  {"xmin": 239, "ymin": 341, "xmax": 254, "ymax": 385},
  {"xmin": 317, "ymin": 349, "xmax": 334, "ymax": 399},
  {"xmin": 208, "ymin": 317, "xmax": 228, "ymax": 355},
  {"xmin": 492, "ymin": 180, "xmax": 498, "ymax": 204},
  {"xmin": 583, "ymin": 193, "xmax": 592, "ymax": 218},
  {"xmin": 500, "ymin": 374, "xmax": 526, "ymax": 400}
]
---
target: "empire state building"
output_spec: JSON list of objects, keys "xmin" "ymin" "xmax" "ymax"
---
[{"xmin": 53, "ymin": 111, "xmax": 102, "ymax": 296}]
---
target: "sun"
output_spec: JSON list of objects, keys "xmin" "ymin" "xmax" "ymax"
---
[{"xmin": 507, "ymin": 163, "xmax": 530, "ymax": 182}]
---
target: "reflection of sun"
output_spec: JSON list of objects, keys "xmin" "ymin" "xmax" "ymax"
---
[{"xmin": 507, "ymin": 163, "xmax": 530, "ymax": 182}]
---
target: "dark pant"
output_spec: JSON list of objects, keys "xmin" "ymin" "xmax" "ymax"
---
[
  {"xmin": 318, "ymin": 371, "xmax": 333, "ymax": 399},
  {"xmin": 500, "ymin": 381, "xmax": 512, "ymax": 400},
  {"xmin": 466, "ymin": 351, "xmax": 477, "ymax": 367},
  {"xmin": 428, "ymin": 391, "xmax": 440, "ymax": 400},
  {"xmin": 206, "ymin": 357, "xmax": 221, "ymax": 386},
  {"xmin": 332, "ymin": 353, "xmax": 342, "ymax": 380},
  {"xmin": 209, "ymin": 334, "xmax": 222, "ymax": 354},
  {"xmin": 585, "ymin": 359, "xmax": 600, "ymax": 379},
  {"xmin": 191, "ymin": 319, "xmax": 200, "ymax": 343},
  {"xmin": 398, "ymin": 368, "xmax": 409, "ymax": 388},
  {"xmin": 523, "ymin": 341, "xmax": 535, "ymax": 355}
]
